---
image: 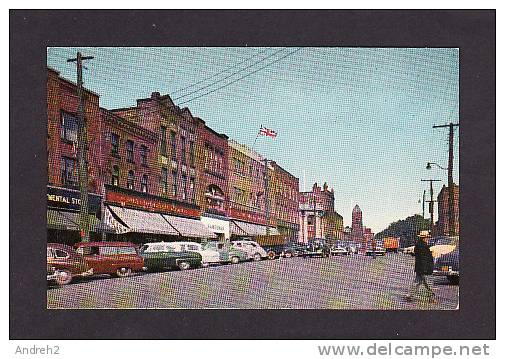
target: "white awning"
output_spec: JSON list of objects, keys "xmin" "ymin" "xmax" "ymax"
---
[
  {"xmin": 107, "ymin": 205, "xmax": 179, "ymax": 235},
  {"xmin": 230, "ymin": 220, "xmax": 279, "ymax": 236},
  {"xmin": 162, "ymin": 214, "xmax": 217, "ymax": 239}
]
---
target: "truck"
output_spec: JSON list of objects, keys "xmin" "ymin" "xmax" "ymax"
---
[{"xmin": 383, "ymin": 237, "xmax": 400, "ymax": 253}]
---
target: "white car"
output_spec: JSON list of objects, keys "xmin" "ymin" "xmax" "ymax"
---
[
  {"xmin": 231, "ymin": 240, "xmax": 268, "ymax": 261},
  {"xmin": 330, "ymin": 246, "xmax": 349, "ymax": 256},
  {"xmin": 170, "ymin": 241, "xmax": 221, "ymax": 267}
]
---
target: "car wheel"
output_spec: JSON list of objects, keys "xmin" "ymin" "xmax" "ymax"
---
[
  {"xmin": 253, "ymin": 253, "xmax": 261, "ymax": 261},
  {"xmin": 116, "ymin": 267, "xmax": 132, "ymax": 277},
  {"xmin": 230, "ymin": 256, "xmax": 240, "ymax": 264},
  {"xmin": 284, "ymin": 252, "xmax": 292, "ymax": 259},
  {"xmin": 447, "ymin": 275, "xmax": 459, "ymax": 285},
  {"xmin": 178, "ymin": 261, "xmax": 191, "ymax": 270},
  {"xmin": 267, "ymin": 251, "xmax": 276, "ymax": 260},
  {"xmin": 55, "ymin": 269, "xmax": 72, "ymax": 285}
]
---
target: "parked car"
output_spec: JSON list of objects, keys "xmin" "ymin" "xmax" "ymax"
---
[
  {"xmin": 303, "ymin": 239, "xmax": 330, "ymax": 258},
  {"xmin": 347, "ymin": 244, "xmax": 358, "ymax": 254},
  {"xmin": 74, "ymin": 241, "xmax": 145, "ymax": 277},
  {"xmin": 202, "ymin": 241, "xmax": 248, "ymax": 264},
  {"xmin": 288, "ymin": 242, "xmax": 308, "ymax": 257},
  {"xmin": 170, "ymin": 241, "xmax": 221, "ymax": 266},
  {"xmin": 365, "ymin": 246, "xmax": 386, "ymax": 256},
  {"xmin": 433, "ymin": 244, "xmax": 459, "ymax": 284},
  {"xmin": 403, "ymin": 245, "xmax": 415, "ymax": 256},
  {"xmin": 139, "ymin": 242, "xmax": 202, "ymax": 271},
  {"xmin": 46, "ymin": 263, "xmax": 58, "ymax": 283},
  {"xmin": 430, "ymin": 236, "xmax": 459, "ymax": 260},
  {"xmin": 330, "ymin": 245, "xmax": 349, "ymax": 256},
  {"xmin": 47, "ymin": 243, "xmax": 94, "ymax": 285},
  {"xmin": 231, "ymin": 240, "xmax": 268, "ymax": 261}
]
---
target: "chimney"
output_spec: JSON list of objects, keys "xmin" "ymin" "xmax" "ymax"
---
[{"xmin": 151, "ymin": 91, "xmax": 161, "ymax": 99}]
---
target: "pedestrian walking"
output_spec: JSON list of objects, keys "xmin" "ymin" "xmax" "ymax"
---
[{"xmin": 407, "ymin": 231, "xmax": 435, "ymax": 302}]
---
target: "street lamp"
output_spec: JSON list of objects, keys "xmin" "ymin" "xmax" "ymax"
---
[{"xmin": 426, "ymin": 162, "xmax": 447, "ymax": 171}]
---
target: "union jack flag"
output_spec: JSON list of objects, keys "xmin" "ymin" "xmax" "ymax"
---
[{"xmin": 258, "ymin": 125, "xmax": 277, "ymax": 138}]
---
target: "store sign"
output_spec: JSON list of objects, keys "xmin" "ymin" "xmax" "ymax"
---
[
  {"xmin": 229, "ymin": 208, "xmax": 266, "ymax": 225},
  {"xmin": 106, "ymin": 189, "xmax": 200, "ymax": 218},
  {"xmin": 47, "ymin": 186, "xmax": 102, "ymax": 214}
]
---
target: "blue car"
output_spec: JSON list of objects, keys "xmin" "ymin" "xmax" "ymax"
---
[{"xmin": 433, "ymin": 245, "xmax": 459, "ymax": 284}]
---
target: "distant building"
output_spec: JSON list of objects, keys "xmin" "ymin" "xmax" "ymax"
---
[
  {"xmin": 363, "ymin": 226, "xmax": 374, "ymax": 244},
  {"xmin": 437, "ymin": 184, "xmax": 460, "ymax": 236},
  {"xmin": 351, "ymin": 204, "xmax": 364, "ymax": 242}
]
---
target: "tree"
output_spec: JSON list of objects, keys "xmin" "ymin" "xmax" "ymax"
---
[{"xmin": 375, "ymin": 214, "xmax": 430, "ymax": 247}]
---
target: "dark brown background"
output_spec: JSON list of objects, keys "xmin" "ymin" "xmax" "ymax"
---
[{"xmin": 10, "ymin": 9, "xmax": 495, "ymax": 339}]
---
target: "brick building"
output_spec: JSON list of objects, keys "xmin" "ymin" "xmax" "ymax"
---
[
  {"xmin": 299, "ymin": 182, "xmax": 342, "ymax": 244},
  {"xmin": 437, "ymin": 183, "xmax": 460, "ymax": 236},
  {"xmin": 227, "ymin": 139, "xmax": 278, "ymax": 238},
  {"xmin": 351, "ymin": 204, "xmax": 364, "ymax": 242}
]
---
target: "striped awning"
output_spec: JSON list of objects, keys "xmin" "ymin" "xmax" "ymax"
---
[
  {"xmin": 106, "ymin": 205, "xmax": 179, "ymax": 235},
  {"xmin": 230, "ymin": 220, "xmax": 279, "ymax": 236},
  {"xmin": 162, "ymin": 214, "xmax": 217, "ymax": 239},
  {"xmin": 47, "ymin": 209, "xmax": 114, "ymax": 233}
]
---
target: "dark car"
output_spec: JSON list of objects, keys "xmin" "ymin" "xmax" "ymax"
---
[
  {"xmin": 433, "ymin": 245, "xmax": 459, "ymax": 284},
  {"xmin": 75, "ymin": 241, "xmax": 145, "ymax": 277},
  {"xmin": 139, "ymin": 242, "xmax": 202, "ymax": 271},
  {"xmin": 47, "ymin": 243, "xmax": 94, "ymax": 285},
  {"xmin": 303, "ymin": 239, "xmax": 330, "ymax": 258},
  {"xmin": 284, "ymin": 242, "xmax": 307, "ymax": 257}
]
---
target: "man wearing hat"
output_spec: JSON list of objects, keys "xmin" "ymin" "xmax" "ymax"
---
[{"xmin": 407, "ymin": 230, "xmax": 435, "ymax": 302}]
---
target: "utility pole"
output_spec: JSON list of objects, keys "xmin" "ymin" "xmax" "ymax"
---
[
  {"xmin": 421, "ymin": 189, "xmax": 426, "ymax": 219},
  {"xmin": 422, "ymin": 179, "xmax": 441, "ymax": 236},
  {"xmin": 67, "ymin": 52, "xmax": 94, "ymax": 242},
  {"xmin": 264, "ymin": 158, "xmax": 270, "ymax": 236},
  {"xmin": 433, "ymin": 122, "xmax": 459, "ymax": 236}
]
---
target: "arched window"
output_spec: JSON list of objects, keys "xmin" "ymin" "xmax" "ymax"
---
[
  {"xmin": 112, "ymin": 165, "xmax": 120, "ymax": 186},
  {"xmin": 127, "ymin": 170, "xmax": 135, "ymax": 190},
  {"xmin": 141, "ymin": 174, "xmax": 148, "ymax": 193}
]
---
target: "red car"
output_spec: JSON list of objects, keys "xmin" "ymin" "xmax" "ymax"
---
[
  {"xmin": 47, "ymin": 243, "xmax": 94, "ymax": 285},
  {"xmin": 74, "ymin": 242, "xmax": 145, "ymax": 277}
]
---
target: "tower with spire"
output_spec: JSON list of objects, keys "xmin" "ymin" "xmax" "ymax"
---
[{"xmin": 351, "ymin": 204, "xmax": 363, "ymax": 242}]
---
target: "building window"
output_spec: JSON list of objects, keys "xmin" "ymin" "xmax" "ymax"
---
[
  {"xmin": 172, "ymin": 170, "xmax": 178, "ymax": 196},
  {"xmin": 141, "ymin": 174, "xmax": 148, "ymax": 193},
  {"xmin": 140, "ymin": 145, "xmax": 148, "ymax": 166},
  {"xmin": 190, "ymin": 177, "xmax": 195, "ymax": 203},
  {"xmin": 170, "ymin": 131, "xmax": 176, "ymax": 160},
  {"xmin": 181, "ymin": 175, "xmax": 187, "ymax": 200},
  {"xmin": 126, "ymin": 140, "xmax": 134, "ymax": 163},
  {"xmin": 160, "ymin": 126, "xmax": 167, "ymax": 156},
  {"xmin": 127, "ymin": 170, "xmax": 135, "ymax": 190},
  {"xmin": 61, "ymin": 157, "xmax": 77, "ymax": 188},
  {"xmin": 112, "ymin": 165, "xmax": 120, "ymax": 186},
  {"xmin": 189, "ymin": 141, "xmax": 195, "ymax": 167},
  {"xmin": 111, "ymin": 133, "xmax": 120, "ymax": 157},
  {"xmin": 181, "ymin": 136, "xmax": 186, "ymax": 164},
  {"xmin": 61, "ymin": 112, "xmax": 78, "ymax": 143},
  {"xmin": 161, "ymin": 167, "xmax": 168, "ymax": 194}
]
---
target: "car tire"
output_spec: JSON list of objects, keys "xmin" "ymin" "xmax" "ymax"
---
[
  {"xmin": 55, "ymin": 269, "xmax": 72, "ymax": 285},
  {"xmin": 267, "ymin": 251, "xmax": 276, "ymax": 260},
  {"xmin": 284, "ymin": 252, "xmax": 292, "ymax": 259},
  {"xmin": 116, "ymin": 267, "xmax": 132, "ymax": 277},
  {"xmin": 178, "ymin": 261, "xmax": 191, "ymax": 270},
  {"xmin": 447, "ymin": 275, "xmax": 459, "ymax": 285},
  {"xmin": 230, "ymin": 256, "xmax": 240, "ymax": 264},
  {"xmin": 253, "ymin": 253, "xmax": 262, "ymax": 261}
]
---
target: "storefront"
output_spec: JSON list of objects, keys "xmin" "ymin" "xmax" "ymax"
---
[
  {"xmin": 200, "ymin": 213, "xmax": 230, "ymax": 241},
  {"xmin": 46, "ymin": 186, "xmax": 111, "ymax": 244},
  {"xmin": 104, "ymin": 185, "xmax": 217, "ymax": 243},
  {"xmin": 230, "ymin": 219, "xmax": 279, "ymax": 239}
]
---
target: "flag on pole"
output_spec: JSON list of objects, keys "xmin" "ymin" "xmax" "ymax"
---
[{"xmin": 258, "ymin": 125, "xmax": 277, "ymax": 138}]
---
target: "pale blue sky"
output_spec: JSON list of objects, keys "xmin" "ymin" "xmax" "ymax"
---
[{"xmin": 47, "ymin": 47, "xmax": 459, "ymax": 233}]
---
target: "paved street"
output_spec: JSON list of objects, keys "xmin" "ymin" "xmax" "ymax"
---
[{"xmin": 47, "ymin": 253, "xmax": 458, "ymax": 309}]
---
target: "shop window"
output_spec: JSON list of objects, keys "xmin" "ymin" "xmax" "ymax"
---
[
  {"xmin": 126, "ymin": 140, "xmax": 134, "ymax": 163},
  {"xmin": 61, "ymin": 112, "xmax": 78, "ymax": 143},
  {"xmin": 61, "ymin": 156, "xmax": 78, "ymax": 188},
  {"xmin": 141, "ymin": 174, "xmax": 148, "ymax": 193},
  {"xmin": 112, "ymin": 165, "xmax": 120, "ymax": 186},
  {"xmin": 111, "ymin": 133, "xmax": 120, "ymax": 157},
  {"xmin": 127, "ymin": 170, "xmax": 135, "ymax": 190}
]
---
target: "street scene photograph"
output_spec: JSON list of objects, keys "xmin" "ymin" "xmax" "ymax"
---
[{"xmin": 45, "ymin": 46, "xmax": 460, "ymax": 309}]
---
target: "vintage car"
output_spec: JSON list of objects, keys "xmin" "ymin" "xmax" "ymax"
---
[
  {"xmin": 287, "ymin": 242, "xmax": 308, "ymax": 257},
  {"xmin": 231, "ymin": 240, "xmax": 268, "ymax": 261},
  {"xmin": 47, "ymin": 243, "xmax": 94, "ymax": 285},
  {"xmin": 330, "ymin": 245, "xmax": 349, "ymax": 256},
  {"xmin": 365, "ymin": 246, "xmax": 386, "ymax": 256},
  {"xmin": 202, "ymin": 241, "xmax": 248, "ymax": 264},
  {"xmin": 430, "ymin": 236, "xmax": 459, "ymax": 260},
  {"xmin": 303, "ymin": 239, "xmax": 331, "ymax": 258},
  {"xmin": 170, "ymin": 241, "xmax": 221, "ymax": 266},
  {"xmin": 74, "ymin": 241, "xmax": 145, "ymax": 277},
  {"xmin": 402, "ymin": 245, "xmax": 415, "ymax": 256},
  {"xmin": 139, "ymin": 242, "xmax": 202, "ymax": 271},
  {"xmin": 433, "ymin": 245, "xmax": 459, "ymax": 284}
]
